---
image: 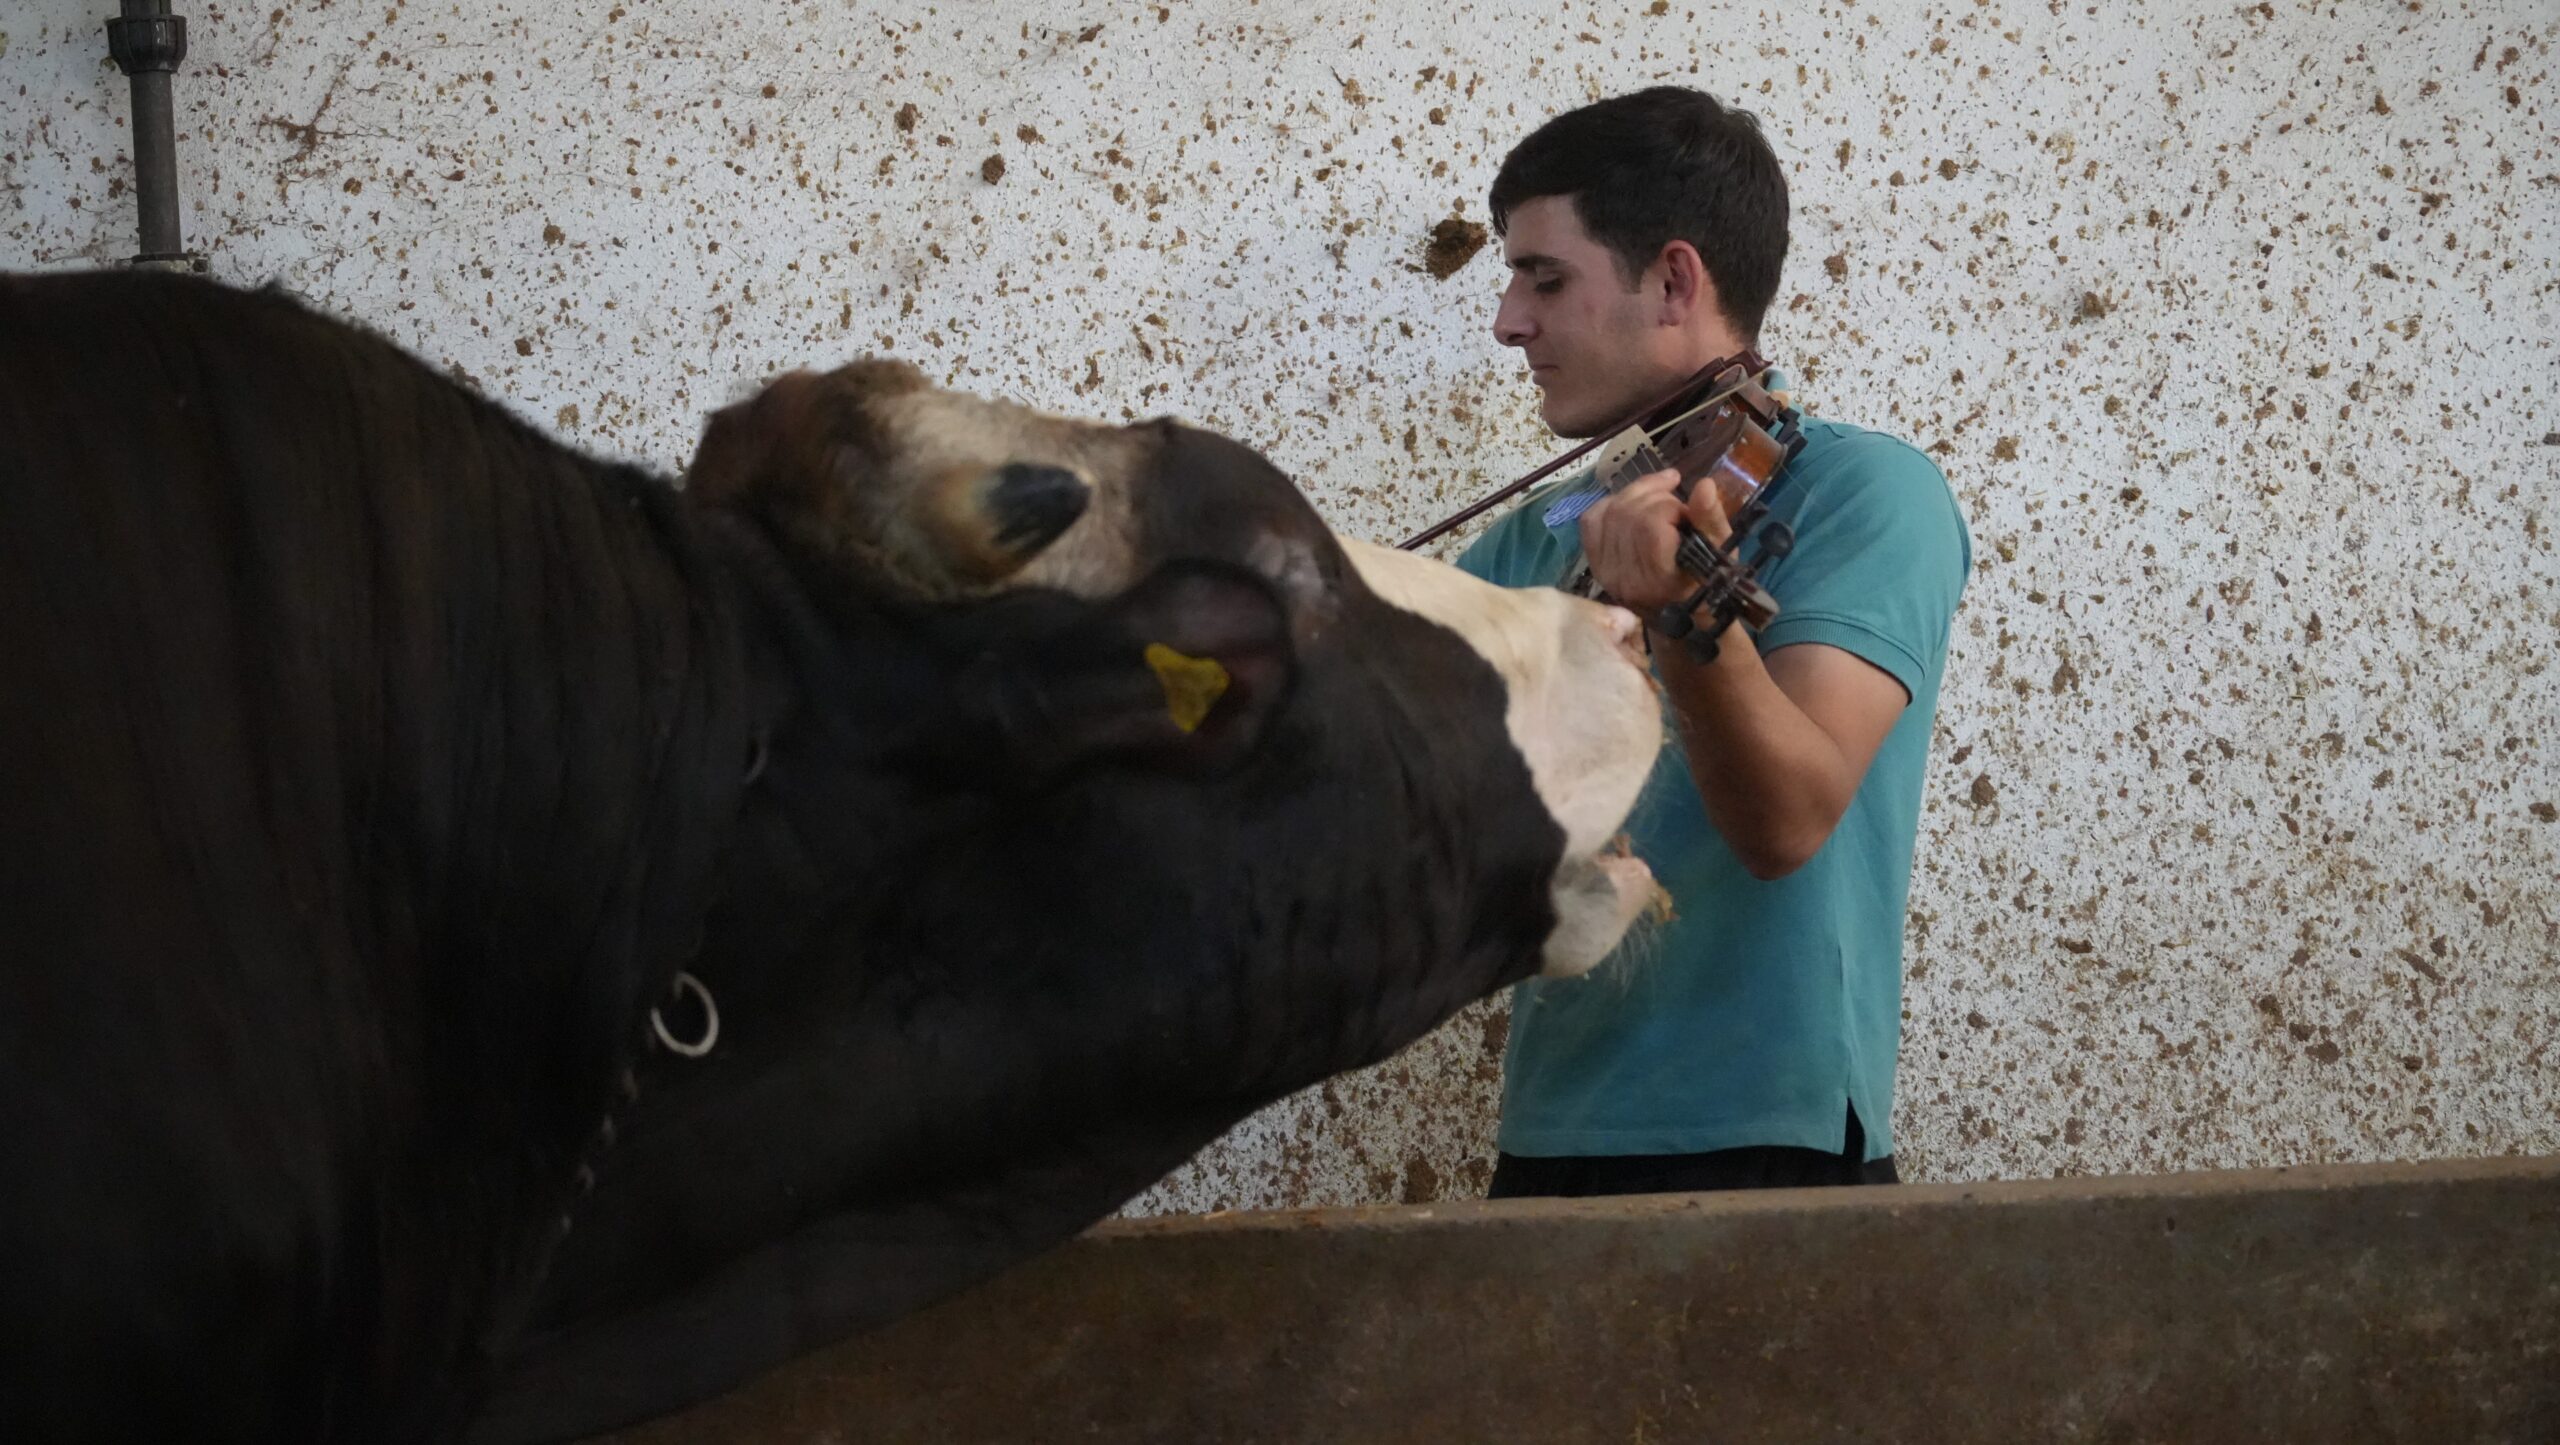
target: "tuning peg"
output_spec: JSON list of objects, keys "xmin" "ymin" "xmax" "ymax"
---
[
  {"xmin": 1755, "ymin": 520, "xmax": 1795, "ymax": 561},
  {"xmin": 1653, "ymin": 575, "xmax": 1720, "ymax": 640}
]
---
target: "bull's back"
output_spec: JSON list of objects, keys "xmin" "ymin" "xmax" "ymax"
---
[{"xmin": 0, "ymin": 272, "xmax": 413, "ymax": 1434}]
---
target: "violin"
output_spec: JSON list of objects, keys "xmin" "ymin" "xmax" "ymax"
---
[{"xmin": 1396, "ymin": 350, "xmax": 1807, "ymax": 661}]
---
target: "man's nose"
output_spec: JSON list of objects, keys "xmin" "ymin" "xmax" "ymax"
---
[{"xmin": 1492, "ymin": 287, "xmax": 1534, "ymax": 348}]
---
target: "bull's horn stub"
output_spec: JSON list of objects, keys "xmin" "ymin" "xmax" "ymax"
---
[{"xmin": 1143, "ymin": 643, "xmax": 1230, "ymax": 734}]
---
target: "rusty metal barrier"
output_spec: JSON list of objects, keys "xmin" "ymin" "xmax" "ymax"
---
[{"xmin": 594, "ymin": 1156, "xmax": 2559, "ymax": 1444}]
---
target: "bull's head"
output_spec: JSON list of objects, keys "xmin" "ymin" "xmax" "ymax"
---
[
  {"xmin": 682, "ymin": 357, "xmax": 1663, "ymax": 974},
  {"xmin": 491, "ymin": 360, "xmax": 1668, "ymax": 1439}
]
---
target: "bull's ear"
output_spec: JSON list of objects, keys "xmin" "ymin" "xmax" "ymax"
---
[{"xmin": 959, "ymin": 562, "xmax": 1295, "ymax": 779}]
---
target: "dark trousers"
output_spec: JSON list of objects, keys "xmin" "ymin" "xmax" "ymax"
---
[{"xmin": 1487, "ymin": 1106, "xmax": 1898, "ymax": 1199}]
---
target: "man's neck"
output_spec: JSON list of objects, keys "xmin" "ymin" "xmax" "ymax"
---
[
  {"xmin": 1672, "ymin": 329, "xmax": 1759, "ymax": 376},
  {"xmin": 1585, "ymin": 337, "xmax": 1761, "ymax": 437}
]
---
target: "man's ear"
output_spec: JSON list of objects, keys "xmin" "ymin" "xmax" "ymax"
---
[
  {"xmin": 1655, "ymin": 239, "xmax": 1713, "ymax": 326},
  {"xmin": 954, "ymin": 561, "xmax": 1296, "ymax": 781}
]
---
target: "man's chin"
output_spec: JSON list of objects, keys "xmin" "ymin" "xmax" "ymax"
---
[{"xmin": 1538, "ymin": 396, "xmax": 1606, "ymax": 440}]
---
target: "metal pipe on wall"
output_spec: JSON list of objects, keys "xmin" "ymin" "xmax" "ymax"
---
[{"xmin": 103, "ymin": 0, "xmax": 194, "ymax": 269}]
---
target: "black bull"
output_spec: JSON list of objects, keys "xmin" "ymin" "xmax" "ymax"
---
[{"xmin": 0, "ymin": 271, "xmax": 1661, "ymax": 1442}]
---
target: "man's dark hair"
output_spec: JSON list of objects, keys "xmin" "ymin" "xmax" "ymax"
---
[{"xmin": 1488, "ymin": 86, "xmax": 1790, "ymax": 341}]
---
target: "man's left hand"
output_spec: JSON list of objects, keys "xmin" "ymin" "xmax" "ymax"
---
[{"xmin": 1577, "ymin": 467, "xmax": 1729, "ymax": 616}]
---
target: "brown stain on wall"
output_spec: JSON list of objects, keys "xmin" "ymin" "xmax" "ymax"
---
[{"xmin": 1421, "ymin": 216, "xmax": 1487, "ymax": 280}]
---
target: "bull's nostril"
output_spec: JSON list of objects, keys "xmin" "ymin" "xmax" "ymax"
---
[{"xmin": 987, "ymin": 462, "xmax": 1091, "ymax": 550}]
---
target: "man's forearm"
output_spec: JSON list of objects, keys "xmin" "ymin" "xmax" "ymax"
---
[
  {"xmin": 1652, "ymin": 629, "xmax": 1859, "ymax": 880},
  {"xmin": 1574, "ymin": 468, "xmax": 1904, "ymax": 876}
]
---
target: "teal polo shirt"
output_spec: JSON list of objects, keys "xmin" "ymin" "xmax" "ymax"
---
[{"xmin": 1455, "ymin": 400, "xmax": 1970, "ymax": 1161}]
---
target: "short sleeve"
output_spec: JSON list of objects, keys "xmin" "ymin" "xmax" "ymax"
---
[{"xmin": 1751, "ymin": 436, "xmax": 1971, "ymax": 701}]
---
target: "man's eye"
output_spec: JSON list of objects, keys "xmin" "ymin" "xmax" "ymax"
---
[{"xmin": 1534, "ymin": 278, "xmax": 1564, "ymax": 295}]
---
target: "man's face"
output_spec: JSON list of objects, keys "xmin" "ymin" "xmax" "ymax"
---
[{"xmin": 1492, "ymin": 195, "xmax": 1683, "ymax": 438}]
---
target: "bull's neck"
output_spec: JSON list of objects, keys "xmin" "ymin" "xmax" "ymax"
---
[
  {"xmin": 381, "ymin": 456, "xmax": 766, "ymax": 1388},
  {"xmin": 409, "ymin": 463, "xmax": 750, "ymax": 1079}
]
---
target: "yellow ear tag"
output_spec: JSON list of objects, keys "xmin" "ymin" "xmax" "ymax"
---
[{"xmin": 1143, "ymin": 643, "xmax": 1231, "ymax": 734}]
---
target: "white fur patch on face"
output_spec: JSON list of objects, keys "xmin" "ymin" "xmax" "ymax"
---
[{"xmin": 1338, "ymin": 537, "xmax": 1665, "ymax": 973}]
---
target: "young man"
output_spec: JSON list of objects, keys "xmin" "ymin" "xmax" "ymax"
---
[{"xmin": 1456, "ymin": 87, "xmax": 1972, "ymax": 1197}]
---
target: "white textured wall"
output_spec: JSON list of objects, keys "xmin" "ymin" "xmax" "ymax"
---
[{"xmin": 6, "ymin": 1, "xmax": 2554, "ymax": 1209}]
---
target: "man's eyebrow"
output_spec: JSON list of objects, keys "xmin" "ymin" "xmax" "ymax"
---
[{"xmin": 1506, "ymin": 252, "xmax": 1566, "ymax": 272}]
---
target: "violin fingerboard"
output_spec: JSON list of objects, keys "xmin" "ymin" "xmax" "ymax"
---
[{"xmin": 1615, "ymin": 443, "xmax": 1670, "ymax": 490}]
